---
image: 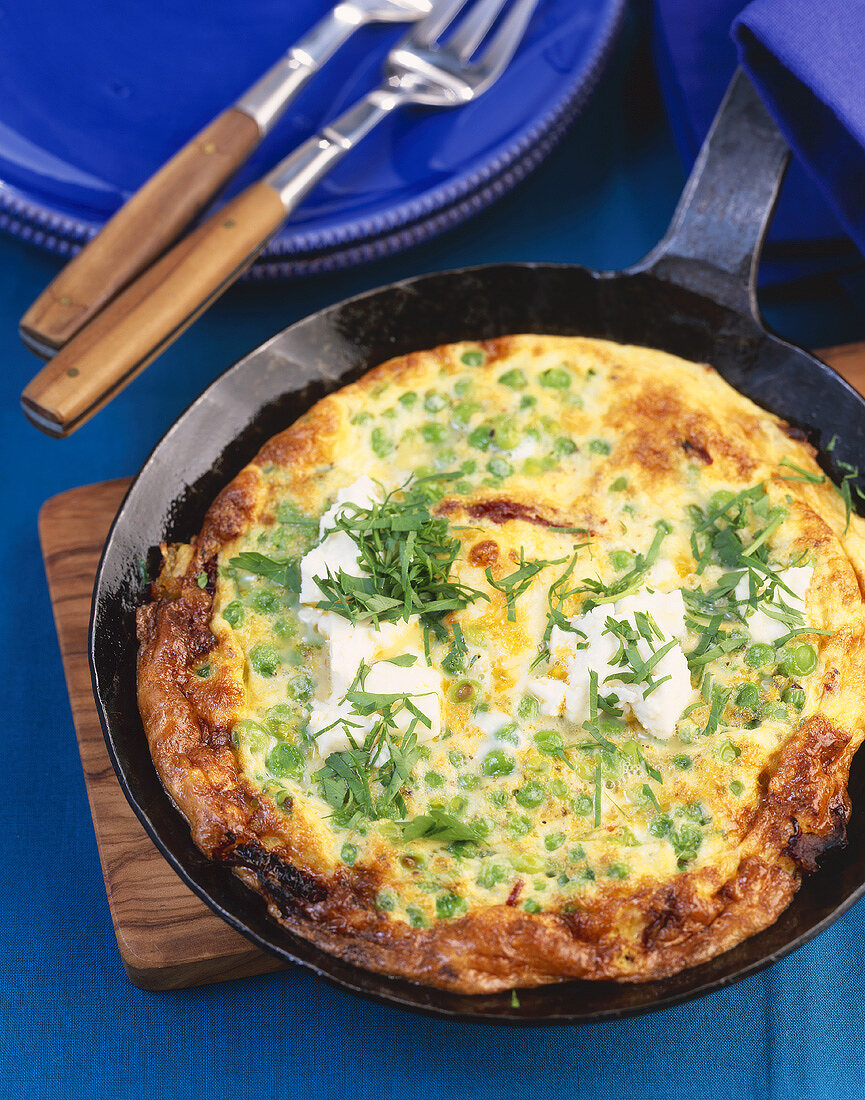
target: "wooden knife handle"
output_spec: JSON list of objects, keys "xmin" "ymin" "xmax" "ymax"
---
[
  {"xmin": 20, "ymin": 181, "xmax": 287, "ymax": 437},
  {"xmin": 19, "ymin": 107, "xmax": 261, "ymax": 354}
]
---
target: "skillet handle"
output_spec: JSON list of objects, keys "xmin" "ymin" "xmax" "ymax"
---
[{"xmin": 635, "ymin": 68, "xmax": 790, "ymax": 317}]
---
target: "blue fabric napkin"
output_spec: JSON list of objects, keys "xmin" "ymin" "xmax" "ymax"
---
[{"xmin": 653, "ymin": 0, "xmax": 865, "ymax": 267}]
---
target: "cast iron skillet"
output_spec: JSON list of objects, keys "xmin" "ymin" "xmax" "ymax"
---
[{"xmin": 91, "ymin": 71, "xmax": 865, "ymax": 1023}]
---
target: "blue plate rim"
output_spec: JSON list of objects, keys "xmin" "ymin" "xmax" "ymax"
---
[{"xmin": 0, "ymin": 0, "xmax": 626, "ymax": 277}]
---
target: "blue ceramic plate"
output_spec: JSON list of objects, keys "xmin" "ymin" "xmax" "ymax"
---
[{"xmin": 0, "ymin": 0, "xmax": 624, "ymax": 276}]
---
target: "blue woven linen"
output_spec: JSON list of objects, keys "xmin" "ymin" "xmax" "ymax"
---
[
  {"xmin": 654, "ymin": 0, "xmax": 865, "ymax": 266},
  {"xmin": 2, "ymin": 11, "xmax": 865, "ymax": 1098}
]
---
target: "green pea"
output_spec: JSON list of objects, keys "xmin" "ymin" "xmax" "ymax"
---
[
  {"xmin": 382, "ymin": 407, "xmax": 397, "ymax": 420},
  {"xmin": 735, "ymin": 682, "xmax": 760, "ymax": 709},
  {"xmin": 194, "ymin": 664, "xmax": 211, "ymax": 679},
  {"xmin": 424, "ymin": 392, "xmax": 447, "ymax": 412},
  {"xmin": 488, "ymin": 790, "xmax": 508, "ymax": 808},
  {"xmin": 398, "ymin": 391, "xmax": 417, "ymax": 407},
  {"xmin": 610, "ymin": 477, "xmax": 628, "ymax": 492},
  {"xmin": 341, "ymin": 843, "xmax": 358, "ymax": 866},
  {"xmin": 554, "ymin": 436, "xmax": 577, "ymax": 456},
  {"xmin": 482, "ymin": 749, "xmax": 515, "ymax": 777},
  {"xmin": 717, "ymin": 740, "xmax": 741, "ymax": 764},
  {"xmin": 760, "ymin": 701, "xmax": 789, "ymax": 722},
  {"xmin": 520, "ymin": 394, "xmax": 538, "ymax": 409},
  {"xmin": 510, "ymin": 851, "xmax": 544, "ymax": 873},
  {"xmin": 454, "ymin": 378, "xmax": 472, "ymax": 396},
  {"xmin": 252, "ymin": 589, "xmax": 280, "ymax": 614},
  {"xmin": 222, "ymin": 601, "xmax": 244, "ymax": 628},
  {"xmin": 249, "ymin": 644, "xmax": 280, "ymax": 677},
  {"xmin": 455, "ymin": 480, "xmax": 473, "ymax": 495},
  {"xmin": 649, "ymin": 814, "xmax": 672, "ymax": 838},
  {"xmin": 425, "ymin": 771, "xmax": 445, "ymax": 788},
  {"xmin": 745, "ymin": 643, "xmax": 775, "ymax": 669},
  {"xmin": 448, "ymin": 679, "xmax": 480, "ymax": 705},
  {"xmin": 452, "ymin": 400, "xmax": 480, "ymax": 428},
  {"xmin": 406, "ymin": 906, "xmax": 426, "ymax": 928},
  {"xmin": 468, "ymin": 425, "xmax": 494, "ymax": 451},
  {"xmin": 477, "ymin": 864, "xmax": 506, "ymax": 889},
  {"xmin": 534, "ymin": 729, "xmax": 564, "ymax": 756},
  {"xmin": 491, "ymin": 415, "xmax": 521, "ymax": 450},
  {"xmin": 549, "ymin": 778, "xmax": 568, "ymax": 799},
  {"xmin": 570, "ymin": 794, "xmax": 593, "ymax": 816},
  {"xmin": 436, "ymin": 892, "xmax": 467, "ymax": 919},
  {"xmin": 671, "ymin": 754, "xmax": 692, "ymax": 770},
  {"xmin": 569, "ymin": 845, "xmax": 586, "ymax": 862},
  {"xmin": 447, "ymin": 796, "xmax": 468, "ymax": 816},
  {"xmin": 498, "ymin": 368, "xmax": 527, "ymax": 389},
  {"xmin": 266, "ymin": 703, "xmax": 292, "ymax": 731},
  {"xmin": 507, "ymin": 814, "xmax": 532, "ymax": 839},
  {"xmin": 273, "ymin": 618, "xmax": 294, "ymax": 639},
  {"xmin": 515, "ymin": 781, "xmax": 546, "ymax": 809},
  {"xmin": 266, "ymin": 743, "xmax": 303, "ymax": 779},
  {"xmin": 487, "ymin": 457, "xmax": 513, "ymax": 479},
  {"xmin": 461, "ymin": 350, "xmax": 484, "ymax": 367},
  {"xmin": 370, "ymin": 427, "xmax": 393, "ymax": 458},
  {"xmin": 588, "ymin": 438, "xmax": 611, "ymax": 455},
  {"xmin": 284, "ymin": 677, "xmax": 310, "ymax": 705},
  {"xmin": 351, "ymin": 411, "xmax": 373, "ymax": 425},
  {"xmin": 421, "ymin": 422, "xmax": 448, "ymax": 444},
  {"xmin": 461, "ymin": 458, "xmax": 477, "ymax": 474},
  {"xmin": 448, "ymin": 750, "xmax": 467, "ymax": 768},
  {"xmin": 784, "ymin": 642, "xmax": 818, "ymax": 676},
  {"xmin": 539, "ymin": 367, "xmax": 571, "ymax": 389},
  {"xmin": 496, "ymin": 722, "xmax": 519, "ymax": 745},
  {"xmin": 457, "ymin": 773, "xmax": 480, "ymax": 790},
  {"xmin": 557, "ymin": 873, "xmax": 570, "ymax": 887},
  {"xmin": 518, "ymin": 694, "xmax": 539, "ymax": 720},
  {"xmin": 523, "ymin": 898, "xmax": 542, "ymax": 914},
  {"xmin": 782, "ymin": 685, "xmax": 806, "ymax": 709},
  {"xmin": 729, "ymin": 780, "xmax": 745, "ymax": 797},
  {"xmin": 544, "ymin": 832, "xmax": 565, "ymax": 851},
  {"xmin": 606, "ymin": 863, "xmax": 629, "ymax": 880},
  {"xmin": 609, "ymin": 549, "xmax": 635, "ymax": 572}
]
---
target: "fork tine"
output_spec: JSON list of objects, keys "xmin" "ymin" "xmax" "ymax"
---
[
  {"xmin": 474, "ymin": 0, "xmax": 538, "ymax": 73},
  {"xmin": 409, "ymin": 0, "xmax": 473, "ymax": 47},
  {"xmin": 445, "ymin": 0, "xmax": 509, "ymax": 60}
]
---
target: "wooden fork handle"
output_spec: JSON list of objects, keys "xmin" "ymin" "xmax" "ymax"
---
[
  {"xmin": 19, "ymin": 107, "xmax": 261, "ymax": 354},
  {"xmin": 20, "ymin": 181, "xmax": 286, "ymax": 437}
]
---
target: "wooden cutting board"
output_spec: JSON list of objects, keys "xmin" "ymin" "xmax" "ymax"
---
[{"xmin": 39, "ymin": 341, "xmax": 865, "ymax": 990}]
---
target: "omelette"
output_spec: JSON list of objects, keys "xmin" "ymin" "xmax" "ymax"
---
[{"xmin": 136, "ymin": 336, "xmax": 865, "ymax": 992}]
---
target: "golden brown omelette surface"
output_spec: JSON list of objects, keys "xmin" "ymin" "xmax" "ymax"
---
[{"xmin": 136, "ymin": 336, "xmax": 865, "ymax": 992}]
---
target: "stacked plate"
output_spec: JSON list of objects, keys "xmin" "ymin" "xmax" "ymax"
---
[{"xmin": 0, "ymin": 0, "xmax": 625, "ymax": 278}]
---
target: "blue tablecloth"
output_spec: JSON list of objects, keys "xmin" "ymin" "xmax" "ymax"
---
[{"xmin": 3, "ymin": 13, "xmax": 865, "ymax": 1098}]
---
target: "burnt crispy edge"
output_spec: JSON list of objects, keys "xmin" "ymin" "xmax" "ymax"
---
[{"xmin": 136, "ymin": 335, "xmax": 864, "ymax": 993}]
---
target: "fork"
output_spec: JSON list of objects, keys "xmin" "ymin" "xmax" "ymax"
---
[
  {"xmin": 19, "ymin": 0, "xmax": 433, "ymax": 356},
  {"xmin": 20, "ymin": 0, "xmax": 537, "ymax": 438}
]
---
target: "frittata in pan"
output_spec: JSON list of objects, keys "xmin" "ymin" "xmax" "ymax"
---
[{"xmin": 136, "ymin": 336, "xmax": 865, "ymax": 992}]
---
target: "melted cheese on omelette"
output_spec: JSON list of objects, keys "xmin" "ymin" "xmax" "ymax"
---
[{"xmin": 193, "ymin": 336, "xmax": 865, "ymax": 934}]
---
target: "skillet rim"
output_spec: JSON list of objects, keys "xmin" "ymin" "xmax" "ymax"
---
[{"xmin": 88, "ymin": 258, "xmax": 865, "ymax": 1022}]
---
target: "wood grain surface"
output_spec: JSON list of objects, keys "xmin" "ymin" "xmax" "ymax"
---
[
  {"xmin": 22, "ymin": 180, "xmax": 287, "ymax": 437},
  {"xmin": 37, "ymin": 341, "xmax": 865, "ymax": 989},
  {"xmin": 20, "ymin": 107, "xmax": 262, "ymax": 352},
  {"xmin": 39, "ymin": 478, "xmax": 283, "ymax": 990}
]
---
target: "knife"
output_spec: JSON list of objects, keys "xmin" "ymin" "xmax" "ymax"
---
[{"xmin": 19, "ymin": 0, "xmax": 431, "ymax": 357}]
